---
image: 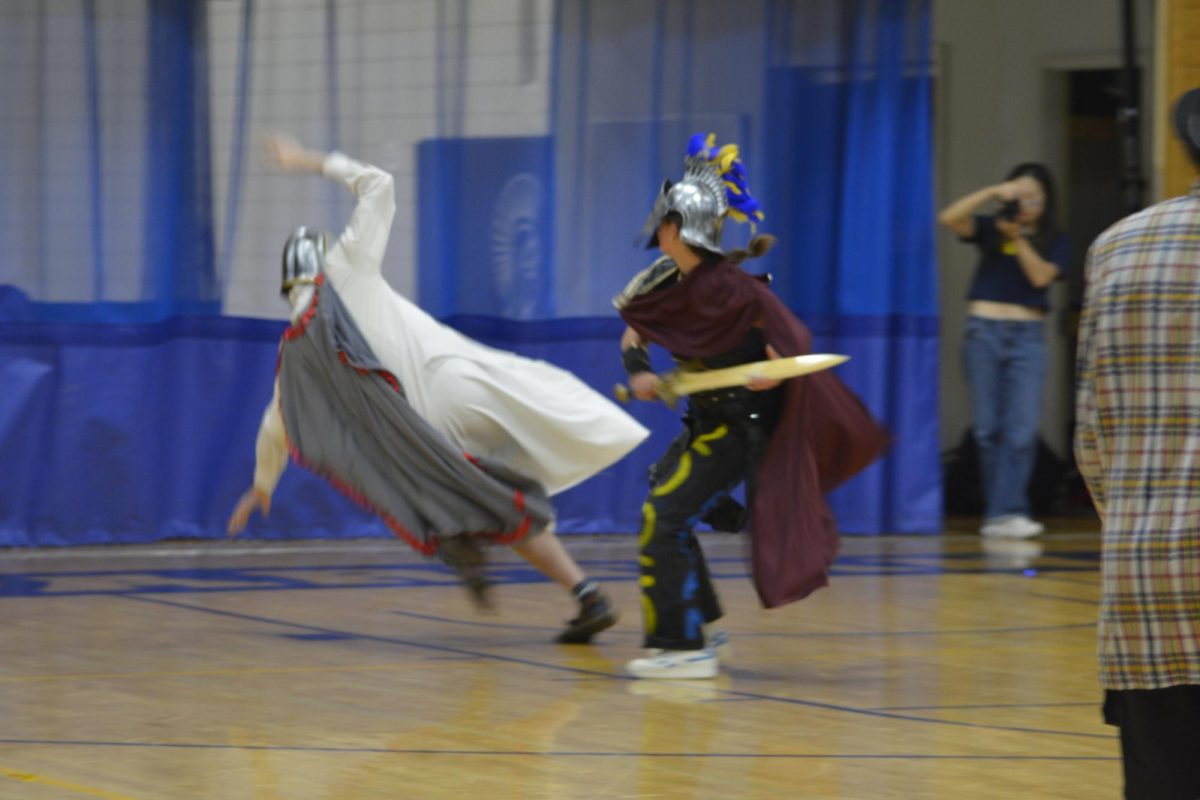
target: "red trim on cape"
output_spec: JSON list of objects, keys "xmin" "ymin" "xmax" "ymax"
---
[
  {"xmin": 282, "ymin": 432, "xmax": 438, "ymax": 555},
  {"xmin": 274, "ymin": 276, "xmax": 537, "ymax": 552},
  {"xmin": 282, "ymin": 274, "xmax": 324, "ymax": 342}
]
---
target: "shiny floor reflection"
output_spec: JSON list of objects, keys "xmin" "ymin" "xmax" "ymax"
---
[{"xmin": 0, "ymin": 524, "xmax": 1115, "ymax": 799}]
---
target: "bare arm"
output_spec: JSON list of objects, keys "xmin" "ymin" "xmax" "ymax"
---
[
  {"xmin": 262, "ymin": 132, "xmax": 396, "ymax": 278},
  {"xmin": 262, "ymin": 132, "xmax": 326, "ymax": 174},
  {"xmin": 620, "ymin": 325, "xmax": 646, "ymax": 351},
  {"xmin": 938, "ymin": 183, "xmax": 1013, "ymax": 239},
  {"xmin": 1003, "ymin": 229, "xmax": 1061, "ymax": 288},
  {"xmin": 228, "ymin": 381, "xmax": 287, "ymax": 536}
]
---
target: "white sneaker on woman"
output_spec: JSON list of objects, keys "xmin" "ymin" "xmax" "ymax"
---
[
  {"xmin": 626, "ymin": 648, "xmax": 719, "ymax": 679},
  {"xmin": 980, "ymin": 515, "xmax": 1044, "ymax": 539}
]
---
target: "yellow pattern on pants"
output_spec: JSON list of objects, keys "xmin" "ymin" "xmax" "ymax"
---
[{"xmin": 638, "ymin": 421, "xmax": 753, "ymax": 650}]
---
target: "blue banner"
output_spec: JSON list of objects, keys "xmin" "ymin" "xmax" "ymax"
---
[{"xmin": 418, "ymin": 136, "xmax": 555, "ymax": 321}]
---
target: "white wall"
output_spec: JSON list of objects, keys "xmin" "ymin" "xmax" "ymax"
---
[
  {"xmin": 207, "ymin": 0, "xmax": 555, "ymax": 319},
  {"xmin": 932, "ymin": 0, "xmax": 1157, "ymax": 458}
]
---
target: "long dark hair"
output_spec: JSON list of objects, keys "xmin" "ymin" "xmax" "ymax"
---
[
  {"xmin": 724, "ymin": 234, "xmax": 777, "ymax": 264},
  {"xmin": 1006, "ymin": 162, "xmax": 1059, "ymax": 251}
]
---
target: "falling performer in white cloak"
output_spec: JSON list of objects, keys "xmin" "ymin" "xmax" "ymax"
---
[{"xmin": 227, "ymin": 133, "xmax": 649, "ymax": 643}]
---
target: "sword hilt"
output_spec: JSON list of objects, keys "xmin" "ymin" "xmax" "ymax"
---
[{"xmin": 612, "ymin": 380, "xmax": 678, "ymax": 408}]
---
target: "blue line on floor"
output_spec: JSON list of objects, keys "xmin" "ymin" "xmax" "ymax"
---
[
  {"xmin": 0, "ymin": 738, "xmax": 1119, "ymax": 760},
  {"xmin": 0, "ymin": 560, "xmax": 1100, "ymax": 600},
  {"xmin": 115, "ymin": 593, "xmax": 1115, "ymax": 741},
  {"xmin": 874, "ymin": 701, "xmax": 1098, "ymax": 711}
]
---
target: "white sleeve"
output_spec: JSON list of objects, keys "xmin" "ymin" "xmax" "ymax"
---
[
  {"xmin": 322, "ymin": 151, "xmax": 396, "ymax": 277},
  {"xmin": 252, "ymin": 380, "xmax": 288, "ymax": 498}
]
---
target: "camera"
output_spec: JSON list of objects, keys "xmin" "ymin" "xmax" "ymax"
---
[{"xmin": 998, "ymin": 199, "xmax": 1020, "ymax": 221}]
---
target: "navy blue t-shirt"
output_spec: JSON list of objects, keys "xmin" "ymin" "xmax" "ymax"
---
[{"xmin": 963, "ymin": 215, "xmax": 1068, "ymax": 309}]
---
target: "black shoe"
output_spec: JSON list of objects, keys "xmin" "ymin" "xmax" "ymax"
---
[
  {"xmin": 437, "ymin": 535, "xmax": 492, "ymax": 610},
  {"xmin": 557, "ymin": 588, "xmax": 618, "ymax": 644}
]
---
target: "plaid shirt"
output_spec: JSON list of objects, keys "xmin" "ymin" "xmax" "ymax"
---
[{"xmin": 1075, "ymin": 181, "xmax": 1200, "ymax": 691}]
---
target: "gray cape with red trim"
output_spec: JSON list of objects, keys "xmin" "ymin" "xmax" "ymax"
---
[{"xmin": 276, "ymin": 279, "xmax": 554, "ymax": 553}]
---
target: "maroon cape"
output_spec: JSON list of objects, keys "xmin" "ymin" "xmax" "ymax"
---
[{"xmin": 620, "ymin": 260, "xmax": 889, "ymax": 608}]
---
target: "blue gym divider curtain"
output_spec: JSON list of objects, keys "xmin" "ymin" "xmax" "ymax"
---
[
  {"xmin": 423, "ymin": 0, "xmax": 941, "ymax": 534},
  {"xmin": 0, "ymin": 0, "xmax": 258, "ymax": 547},
  {"xmin": 0, "ymin": 0, "xmax": 938, "ymax": 547}
]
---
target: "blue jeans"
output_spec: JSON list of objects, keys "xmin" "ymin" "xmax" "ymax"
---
[{"xmin": 962, "ymin": 316, "xmax": 1046, "ymax": 520}]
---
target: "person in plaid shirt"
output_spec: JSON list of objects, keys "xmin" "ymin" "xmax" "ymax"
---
[{"xmin": 1074, "ymin": 88, "xmax": 1200, "ymax": 799}]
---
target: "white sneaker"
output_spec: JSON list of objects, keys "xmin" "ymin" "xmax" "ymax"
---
[
  {"xmin": 627, "ymin": 679, "xmax": 723, "ymax": 703},
  {"xmin": 705, "ymin": 626, "xmax": 733, "ymax": 661},
  {"xmin": 980, "ymin": 536, "xmax": 1044, "ymax": 568},
  {"xmin": 626, "ymin": 648, "xmax": 719, "ymax": 679},
  {"xmin": 980, "ymin": 515, "xmax": 1044, "ymax": 539}
]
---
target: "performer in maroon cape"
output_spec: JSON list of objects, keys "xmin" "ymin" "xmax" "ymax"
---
[{"xmin": 615, "ymin": 133, "xmax": 889, "ymax": 679}]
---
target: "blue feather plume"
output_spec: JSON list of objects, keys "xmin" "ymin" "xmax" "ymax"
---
[{"xmin": 687, "ymin": 132, "xmax": 764, "ymax": 227}]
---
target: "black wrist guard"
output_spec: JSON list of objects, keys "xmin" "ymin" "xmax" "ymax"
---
[{"xmin": 622, "ymin": 346, "xmax": 652, "ymax": 376}]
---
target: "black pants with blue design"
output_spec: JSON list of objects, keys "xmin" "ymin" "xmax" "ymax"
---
[{"xmin": 638, "ymin": 399, "xmax": 776, "ymax": 651}]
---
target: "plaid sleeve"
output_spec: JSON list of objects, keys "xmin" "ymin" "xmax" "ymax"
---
[{"xmin": 1073, "ymin": 244, "xmax": 1105, "ymax": 515}]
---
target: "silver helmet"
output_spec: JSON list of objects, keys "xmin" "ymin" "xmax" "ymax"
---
[
  {"xmin": 640, "ymin": 133, "xmax": 764, "ymax": 255},
  {"xmin": 281, "ymin": 227, "xmax": 328, "ymax": 295}
]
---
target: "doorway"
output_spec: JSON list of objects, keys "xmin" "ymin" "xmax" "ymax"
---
[{"xmin": 1059, "ymin": 67, "xmax": 1133, "ymax": 511}]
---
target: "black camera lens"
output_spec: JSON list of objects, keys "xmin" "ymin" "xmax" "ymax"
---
[{"xmin": 999, "ymin": 199, "xmax": 1020, "ymax": 220}]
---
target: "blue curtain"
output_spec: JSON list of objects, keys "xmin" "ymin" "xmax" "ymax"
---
[
  {"xmin": 760, "ymin": 0, "xmax": 940, "ymax": 532},
  {"xmin": 1, "ymin": 0, "xmax": 232, "ymax": 547},
  {"xmin": 142, "ymin": 0, "xmax": 219, "ymax": 321},
  {"xmin": 545, "ymin": 0, "xmax": 940, "ymax": 532},
  {"xmin": 0, "ymin": 0, "xmax": 938, "ymax": 546},
  {"xmin": 0, "ymin": 0, "xmax": 217, "ymax": 323}
]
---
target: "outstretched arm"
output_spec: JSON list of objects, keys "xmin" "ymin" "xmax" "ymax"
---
[
  {"xmin": 262, "ymin": 132, "xmax": 326, "ymax": 174},
  {"xmin": 262, "ymin": 132, "xmax": 396, "ymax": 278},
  {"xmin": 228, "ymin": 381, "xmax": 287, "ymax": 536}
]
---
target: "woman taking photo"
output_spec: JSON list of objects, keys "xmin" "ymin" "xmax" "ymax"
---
[{"xmin": 939, "ymin": 163, "xmax": 1068, "ymax": 538}]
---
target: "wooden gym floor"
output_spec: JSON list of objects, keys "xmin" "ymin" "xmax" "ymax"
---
[{"xmin": 0, "ymin": 521, "xmax": 1118, "ymax": 799}]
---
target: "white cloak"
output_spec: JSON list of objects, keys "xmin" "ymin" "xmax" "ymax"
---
[{"xmin": 254, "ymin": 152, "xmax": 648, "ymax": 499}]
